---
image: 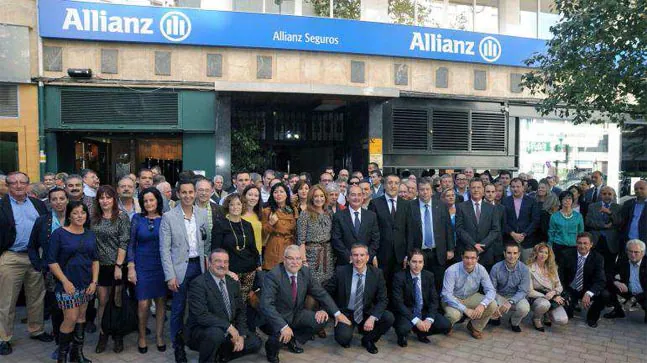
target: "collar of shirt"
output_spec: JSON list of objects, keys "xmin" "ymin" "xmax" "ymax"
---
[
  {"xmin": 577, "ymin": 252, "xmax": 590, "ymax": 259},
  {"xmin": 410, "ymin": 272, "xmax": 421, "ymax": 280},
  {"xmin": 51, "ymin": 209, "xmax": 62, "ymax": 225},
  {"xmin": 460, "ymin": 263, "xmax": 478, "ymax": 276},
  {"xmin": 471, "ymin": 199, "xmax": 482, "ymax": 206},
  {"xmin": 182, "ymin": 206, "xmax": 196, "ymax": 221},
  {"xmin": 349, "ymin": 206, "xmax": 362, "ymax": 215},
  {"xmin": 504, "ymin": 261, "xmax": 520, "ymax": 272},
  {"xmin": 631, "ymin": 259, "xmax": 642, "ymax": 268},
  {"xmin": 209, "ymin": 271, "xmax": 226, "ymax": 286},
  {"xmin": 418, "ymin": 199, "xmax": 431, "ymax": 208},
  {"xmin": 285, "ymin": 270, "xmax": 298, "ymax": 281},
  {"xmin": 8, "ymin": 194, "xmax": 28, "ymax": 205},
  {"xmin": 353, "ymin": 266, "xmax": 367, "ymax": 277},
  {"xmin": 385, "ymin": 194, "xmax": 398, "ymax": 203}
]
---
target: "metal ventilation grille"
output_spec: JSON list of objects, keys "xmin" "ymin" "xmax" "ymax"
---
[
  {"xmin": 432, "ymin": 110, "xmax": 469, "ymax": 151},
  {"xmin": 392, "ymin": 108, "xmax": 428, "ymax": 150},
  {"xmin": 471, "ymin": 112, "xmax": 506, "ymax": 152},
  {"xmin": 61, "ymin": 90, "xmax": 178, "ymax": 125},
  {"xmin": 0, "ymin": 84, "xmax": 18, "ymax": 117}
]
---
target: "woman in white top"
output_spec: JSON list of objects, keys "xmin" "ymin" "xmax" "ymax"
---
[{"xmin": 526, "ymin": 242, "xmax": 569, "ymax": 331}]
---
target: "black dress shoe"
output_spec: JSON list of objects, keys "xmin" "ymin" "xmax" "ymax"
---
[
  {"xmin": 95, "ymin": 333, "xmax": 108, "ymax": 354},
  {"xmin": 138, "ymin": 345, "xmax": 148, "ymax": 354},
  {"xmin": 30, "ymin": 332, "xmax": 54, "ymax": 342},
  {"xmin": 361, "ymin": 339, "xmax": 378, "ymax": 354},
  {"xmin": 397, "ymin": 335, "xmax": 407, "ymax": 347},
  {"xmin": 174, "ymin": 346, "xmax": 188, "ymax": 363},
  {"xmin": 511, "ymin": 325, "xmax": 522, "ymax": 333},
  {"xmin": 266, "ymin": 354, "xmax": 280, "ymax": 363},
  {"xmin": 340, "ymin": 343, "xmax": 350, "ymax": 348},
  {"xmin": 603, "ymin": 309, "xmax": 626, "ymax": 319},
  {"xmin": 0, "ymin": 341, "xmax": 12, "ymax": 356},
  {"xmin": 286, "ymin": 339, "xmax": 303, "ymax": 354},
  {"xmin": 534, "ymin": 325, "xmax": 545, "ymax": 332},
  {"xmin": 587, "ymin": 320, "xmax": 599, "ymax": 328},
  {"xmin": 85, "ymin": 322, "xmax": 97, "ymax": 334},
  {"xmin": 488, "ymin": 319, "xmax": 501, "ymax": 326},
  {"xmin": 417, "ymin": 335, "xmax": 431, "ymax": 344},
  {"xmin": 113, "ymin": 336, "xmax": 124, "ymax": 353}
]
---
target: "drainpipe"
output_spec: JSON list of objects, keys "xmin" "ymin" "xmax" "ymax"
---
[{"xmin": 37, "ymin": 0, "xmax": 47, "ymax": 178}]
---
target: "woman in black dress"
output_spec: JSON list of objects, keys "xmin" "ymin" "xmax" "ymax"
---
[{"xmin": 47, "ymin": 201, "xmax": 99, "ymax": 363}]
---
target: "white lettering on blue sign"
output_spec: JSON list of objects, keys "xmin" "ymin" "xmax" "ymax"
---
[
  {"xmin": 409, "ymin": 32, "xmax": 476, "ymax": 56},
  {"xmin": 160, "ymin": 11, "xmax": 191, "ymax": 42},
  {"xmin": 478, "ymin": 36, "xmax": 502, "ymax": 63},
  {"xmin": 62, "ymin": 8, "xmax": 153, "ymax": 35}
]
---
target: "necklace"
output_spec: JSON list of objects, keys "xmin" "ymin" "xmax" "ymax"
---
[
  {"xmin": 560, "ymin": 210, "xmax": 573, "ymax": 219},
  {"xmin": 228, "ymin": 218, "xmax": 246, "ymax": 251}
]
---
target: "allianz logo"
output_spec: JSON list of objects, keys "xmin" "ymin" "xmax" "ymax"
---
[
  {"xmin": 410, "ymin": 32, "xmax": 502, "ymax": 63},
  {"xmin": 62, "ymin": 8, "xmax": 192, "ymax": 42}
]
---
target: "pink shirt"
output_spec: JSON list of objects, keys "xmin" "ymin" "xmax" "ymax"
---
[{"xmin": 513, "ymin": 197, "xmax": 523, "ymax": 218}]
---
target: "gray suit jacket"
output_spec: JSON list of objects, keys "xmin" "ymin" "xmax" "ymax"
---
[
  {"xmin": 455, "ymin": 199, "xmax": 501, "ymax": 266},
  {"xmin": 585, "ymin": 201, "xmax": 623, "ymax": 254},
  {"xmin": 160, "ymin": 204, "xmax": 211, "ymax": 284}
]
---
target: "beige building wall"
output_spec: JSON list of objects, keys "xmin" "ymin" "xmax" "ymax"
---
[{"xmin": 42, "ymin": 40, "xmax": 536, "ymax": 100}]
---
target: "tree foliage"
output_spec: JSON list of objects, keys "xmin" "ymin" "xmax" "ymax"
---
[
  {"xmin": 388, "ymin": 0, "xmax": 430, "ymax": 25},
  {"xmin": 306, "ymin": 0, "xmax": 360, "ymax": 19},
  {"xmin": 231, "ymin": 128, "xmax": 274, "ymax": 173},
  {"xmin": 521, "ymin": 0, "xmax": 647, "ymax": 126}
]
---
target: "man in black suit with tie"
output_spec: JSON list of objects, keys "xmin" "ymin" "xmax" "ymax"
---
[
  {"xmin": 604, "ymin": 239, "xmax": 647, "ymax": 322},
  {"xmin": 501, "ymin": 178, "xmax": 540, "ymax": 261},
  {"xmin": 326, "ymin": 244, "xmax": 394, "ymax": 354},
  {"xmin": 584, "ymin": 171, "xmax": 605, "ymax": 204},
  {"xmin": 559, "ymin": 232, "xmax": 610, "ymax": 328},
  {"xmin": 455, "ymin": 178, "xmax": 501, "ymax": 271},
  {"xmin": 368, "ymin": 173, "xmax": 410, "ymax": 288},
  {"xmin": 392, "ymin": 249, "xmax": 451, "ymax": 347},
  {"xmin": 406, "ymin": 178, "xmax": 454, "ymax": 291},
  {"xmin": 261, "ymin": 245, "xmax": 350, "ymax": 363},
  {"xmin": 621, "ymin": 180, "xmax": 647, "ymax": 247},
  {"xmin": 186, "ymin": 249, "xmax": 261, "ymax": 362},
  {"xmin": 332, "ymin": 184, "xmax": 380, "ymax": 266}
]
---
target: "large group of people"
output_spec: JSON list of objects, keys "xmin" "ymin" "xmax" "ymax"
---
[{"xmin": 0, "ymin": 165, "xmax": 645, "ymax": 363}]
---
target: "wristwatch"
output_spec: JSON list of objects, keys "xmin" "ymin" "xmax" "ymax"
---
[{"xmin": 508, "ymin": 299, "xmax": 515, "ymax": 305}]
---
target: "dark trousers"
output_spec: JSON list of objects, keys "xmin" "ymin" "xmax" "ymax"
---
[
  {"xmin": 596, "ymin": 235, "xmax": 618, "ymax": 281},
  {"xmin": 264, "ymin": 310, "xmax": 324, "ymax": 358},
  {"xmin": 50, "ymin": 294, "xmax": 63, "ymax": 343},
  {"xmin": 85, "ymin": 296, "xmax": 96, "ymax": 324},
  {"xmin": 422, "ymin": 249, "xmax": 445, "ymax": 293},
  {"xmin": 171, "ymin": 260, "xmax": 202, "ymax": 347},
  {"xmin": 334, "ymin": 310, "xmax": 394, "ymax": 346},
  {"xmin": 608, "ymin": 284, "xmax": 647, "ymax": 311},
  {"xmin": 394, "ymin": 312, "xmax": 451, "ymax": 338},
  {"xmin": 564, "ymin": 287, "xmax": 610, "ymax": 322},
  {"xmin": 188, "ymin": 326, "xmax": 261, "ymax": 363},
  {"xmin": 552, "ymin": 244, "xmax": 576, "ymax": 267}
]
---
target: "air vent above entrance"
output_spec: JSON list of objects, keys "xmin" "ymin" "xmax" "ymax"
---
[
  {"xmin": 392, "ymin": 108, "xmax": 428, "ymax": 150},
  {"xmin": 432, "ymin": 110, "xmax": 469, "ymax": 151}
]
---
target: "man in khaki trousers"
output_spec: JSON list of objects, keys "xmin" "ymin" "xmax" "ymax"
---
[{"xmin": 0, "ymin": 172, "xmax": 52, "ymax": 355}]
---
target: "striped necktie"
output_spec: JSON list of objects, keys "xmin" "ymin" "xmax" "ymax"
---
[
  {"xmin": 353, "ymin": 273, "xmax": 364, "ymax": 324},
  {"xmin": 574, "ymin": 256, "xmax": 585, "ymax": 292}
]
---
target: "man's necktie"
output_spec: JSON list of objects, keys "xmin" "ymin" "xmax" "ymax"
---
[
  {"xmin": 390, "ymin": 199, "xmax": 397, "ymax": 219},
  {"xmin": 603, "ymin": 203, "xmax": 611, "ymax": 224},
  {"xmin": 424, "ymin": 204, "xmax": 434, "ymax": 248},
  {"xmin": 574, "ymin": 256, "xmax": 584, "ymax": 292},
  {"xmin": 413, "ymin": 277, "xmax": 423, "ymax": 319},
  {"xmin": 475, "ymin": 202, "xmax": 481, "ymax": 223},
  {"xmin": 353, "ymin": 274, "xmax": 364, "ymax": 324},
  {"xmin": 290, "ymin": 276, "xmax": 297, "ymax": 304},
  {"xmin": 353, "ymin": 211, "xmax": 361, "ymax": 235},
  {"xmin": 219, "ymin": 279, "xmax": 232, "ymax": 319},
  {"xmin": 592, "ymin": 187, "xmax": 598, "ymax": 203}
]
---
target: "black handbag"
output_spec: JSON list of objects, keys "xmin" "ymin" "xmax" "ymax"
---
[{"xmin": 101, "ymin": 282, "xmax": 138, "ymax": 336}]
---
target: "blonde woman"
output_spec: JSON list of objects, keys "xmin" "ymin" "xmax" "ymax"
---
[
  {"xmin": 526, "ymin": 243, "xmax": 568, "ymax": 331},
  {"xmin": 296, "ymin": 184, "xmax": 334, "ymax": 283}
]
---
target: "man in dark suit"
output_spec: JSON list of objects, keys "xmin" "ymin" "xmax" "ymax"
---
[
  {"xmin": 455, "ymin": 178, "xmax": 501, "ymax": 271},
  {"xmin": 0, "ymin": 172, "xmax": 52, "ymax": 356},
  {"xmin": 186, "ymin": 249, "xmax": 261, "ymax": 362},
  {"xmin": 621, "ymin": 180, "xmax": 647, "ymax": 247},
  {"xmin": 604, "ymin": 239, "xmax": 647, "ymax": 323},
  {"xmin": 501, "ymin": 178, "xmax": 540, "ymax": 262},
  {"xmin": 332, "ymin": 184, "xmax": 380, "ymax": 266},
  {"xmin": 392, "ymin": 249, "xmax": 451, "ymax": 347},
  {"xmin": 368, "ymin": 173, "xmax": 409, "ymax": 289},
  {"xmin": 559, "ymin": 232, "xmax": 610, "ymax": 328},
  {"xmin": 585, "ymin": 186, "xmax": 623, "ymax": 280},
  {"xmin": 261, "ymin": 245, "xmax": 350, "ymax": 363},
  {"xmin": 325, "ymin": 244, "xmax": 394, "ymax": 354},
  {"xmin": 584, "ymin": 171, "xmax": 605, "ymax": 204},
  {"xmin": 369, "ymin": 170, "xmax": 385, "ymax": 199},
  {"xmin": 406, "ymin": 178, "xmax": 454, "ymax": 291}
]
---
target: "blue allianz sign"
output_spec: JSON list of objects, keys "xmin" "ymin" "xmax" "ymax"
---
[{"xmin": 38, "ymin": 0, "xmax": 546, "ymax": 67}]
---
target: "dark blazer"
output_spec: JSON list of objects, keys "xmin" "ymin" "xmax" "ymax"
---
[
  {"xmin": 0, "ymin": 196, "xmax": 48, "ymax": 254},
  {"xmin": 455, "ymin": 199, "xmax": 500, "ymax": 266},
  {"xmin": 325, "ymin": 264, "xmax": 388, "ymax": 319},
  {"xmin": 391, "ymin": 270, "xmax": 439, "ymax": 322},
  {"xmin": 558, "ymin": 249, "xmax": 606, "ymax": 296},
  {"xmin": 27, "ymin": 212, "xmax": 56, "ymax": 271},
  {"xmin": 261, "ymin": 264, "xmax": 338, "ymax": 334},
  {"xmin": 208, "ymin": 201, "xmax": 225, "ymax": 224},
  {"xmin": 551, "ymin": 186, "xmax": 563, "ymax": 196},
  {"xmin": 584, "ymin": 185, "xmax": 604, "ymax": 204},
  {"xmin": 501, "ymin": 195, "xmax": 540, "ymax": 248},
  {"xmin": 585, "ymin": 201, "xmax": 623, "ymax": 254},
  {"xmin": 614, "ymin": 256, "xmax": 647, "ymax": 297},
  {"xmin": 368, "ymin": 195, "xmax": 409, "ymax": 266},
  {"xmin": 331, "ymin": 207, "xmax": 380, "ymax": 265},
  {"xmin": 405, "ymin": 198, "xmax": 454, "ymax": 264},
  {"xmin": 186, "ymin": 272, "xmax": 247, "ymax": 336},
  {"xmin": 621, "ymin": 198, "xmax": 647, "ymax": 243}
]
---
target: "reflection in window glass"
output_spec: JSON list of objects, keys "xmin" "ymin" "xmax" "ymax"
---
[
  {"xmin": 520, "ymin": 0, "xmax": 538, "ymax": 38},
  {"xmin": 475, "ymin": 0, "xmax": 498, "ymax": 34},
  {"xmin": 266, "ymin": 0, "xmax": 295, "ymax": 14},
  {"xmin": 538, "ymin": 0, "xmax": 559, "ymax": 39},
  {"xmin": 447, "ymin": 0, "xmax": 474, "ymax": 31},
  {"xmin": 232, "ymin": 0, "xmax": 264, "ymax": 13},
  {"xmin": 518, "ymin": 118, "xmax": 610, "ymax": 187},
  {"xmin": 0, "ymin": 132, "xmax": 18, "ymax": 174},
  {"xmin": 421, "ymin": 0, "xmax": 445, "ymax": 28}
]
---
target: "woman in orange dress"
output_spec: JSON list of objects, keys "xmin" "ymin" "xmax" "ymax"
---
[{"xmin": 261, "ymin": 183, "xmax": 297, "ymax": 270}]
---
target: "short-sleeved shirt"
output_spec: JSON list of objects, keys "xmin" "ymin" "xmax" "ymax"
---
[{"xmin": 46, "ymin": 228, "xmax": 98, "ymax": 292}]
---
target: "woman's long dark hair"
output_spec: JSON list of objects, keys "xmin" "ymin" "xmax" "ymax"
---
[
  {"xmin": 268, "ymin": 182, "xmax": 291, "ymax": 213},
  {"xmin": 138, "ymin": 187, "xmax": 164, "ymax": 217},
  {"xmin": 93, "ymin": 185, "xmax": 120, "ymax": 225}
]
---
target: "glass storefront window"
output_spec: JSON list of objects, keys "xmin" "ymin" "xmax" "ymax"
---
[
  {"xmin": 519, "ymin": 118, "xmax": 610, "ymax": 189},
  {"xmin": 474, "ymin": 0, "xmax": 498, "ymax": 33},
  {"xmin": 447, "ymin": 0, "xmax": 474, "ymax": 31},
  {"xmin": 232, "ymin": 0, "xmax": 265, "ymax": 13},
  {"xmin": 266, "ymin": 0, "xmax": 296, "ymax": 14},
  {"xmin": 0, "ymin": 132, "xmax": 18, "ymax": 174},
  {"xmin": 519, "ymin": 0, "xmax": 538, "ymax": 38},
  {"xmin": 538, "ymin": 0, "xmax": 559, "ymax": 39}
]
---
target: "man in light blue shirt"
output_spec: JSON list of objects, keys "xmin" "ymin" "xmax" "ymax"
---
[
  {"xmin": 488, "ymin": 243, "xmax": 530, "ymax": 332},
  {"xmin": 605, "ymin": 239, "xmax": 647, "ymax": 323},
  {"xmin": 441, "ymin": 246, "xmax": 497, "ymax": 339}
]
